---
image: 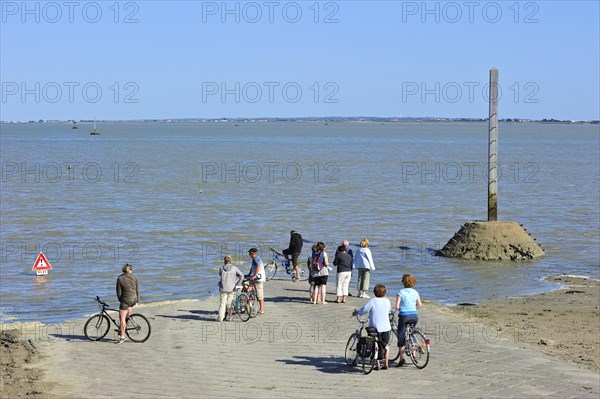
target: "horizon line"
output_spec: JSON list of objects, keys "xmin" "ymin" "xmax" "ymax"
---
[{"xmin": 2, "ymin": 116, "xmax": 599, "ymax": 124}]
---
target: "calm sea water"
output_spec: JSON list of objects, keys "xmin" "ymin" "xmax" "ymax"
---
[{"xmin": 1, "ymin": 122, "xmax": 599, "ymax": 323}]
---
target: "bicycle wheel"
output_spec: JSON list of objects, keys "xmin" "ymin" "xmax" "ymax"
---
[
  {"xmin": 409, "ymin": 330, "xmax": 430, "ymax": 369},
  {"xmin": 248, "ymin": 291, "xmax": 260, "ymax": 318},
  {"xmin": 236, "ymin": 293, "xmax": 251, "ymax": 322},
  {"xmin": 344, "ymin": 333, "xmax": 359, "ymax": 366},
  {"xmin": 264, "ymin": 261, "xmax": 277, "ymax": 281},
  {"xmin": 362, "ymin": 347, "xmax": 376, "ymax": 375},
  {"xmin": 84, "ymin": 314, "xmax": 110, "ymax": 341},
  {"xmin": 387, "ymin": 314, "xmax": 400, "ymax": 361},
  {"xmin": 297, "ymin": 267, "xmax": 308, "ymax": 281},
  {"xmin": 126, "ymin": 313, "xmax": 152, "ymax": 343},
  {"xmin": 389, "ymin": 326, "xmax": 401, "ymax": 362}
]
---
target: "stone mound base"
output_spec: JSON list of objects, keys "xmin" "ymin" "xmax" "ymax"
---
[{"xmin": 437, "ymin": 221, "xmax": 545, "ymax": 261}]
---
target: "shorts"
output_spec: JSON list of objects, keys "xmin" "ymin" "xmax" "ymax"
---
[
  {"xmin": 119, "ymin": 297, "xmax": 136, "ymax": 310},
  {"xmin": 313, "ymin": 276, "xmax": 328, "ymax": 286},
  {"xmin": 283, "ymin": 249, "xmax": 301, "ymax": 267},
  {"xmin": 378, "ymin": 330, "xmax": 391, "ymax": 346},
  {"xmin": 255, "ymin": 281, "xmax": 265, "ymax": 300}
]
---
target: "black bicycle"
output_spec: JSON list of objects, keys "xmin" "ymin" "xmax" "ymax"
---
[
  {"xmin": 388, "ymin": 312, "xmax": 430, "ymax": 368},
  {"xmin": 264, "ymin": 248, "xmax": 308, "ymax": 281},
  {"xmin": 344, "ymin": 313, "xmax": 386, "ymax": 374},
  {"xmin": 84, "ymin": 296, "xmax": 151, "ymax": 343}
]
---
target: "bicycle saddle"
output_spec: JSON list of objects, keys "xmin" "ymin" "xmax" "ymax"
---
[{"xmin": 366, "ymin": 327, "xmax": 379, "ymax": 336}]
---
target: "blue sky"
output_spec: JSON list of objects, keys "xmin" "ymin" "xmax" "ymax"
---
[{"xmin": 1, "ymin": 0, "xmax": 599, "ymax": 120}]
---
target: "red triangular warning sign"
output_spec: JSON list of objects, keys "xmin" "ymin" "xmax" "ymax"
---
[{"xmin": 32, "ymin": 252, "xmax": 53, "ymax": 271}]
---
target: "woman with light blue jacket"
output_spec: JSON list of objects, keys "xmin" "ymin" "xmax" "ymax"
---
[{"xmin": 354, "ymin": 238, "xmax": 375, "ymax": 298}]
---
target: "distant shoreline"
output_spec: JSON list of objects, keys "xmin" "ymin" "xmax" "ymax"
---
[{"xmin": 2, "ymin": 118, "xmax": 599, "ymax": 125}]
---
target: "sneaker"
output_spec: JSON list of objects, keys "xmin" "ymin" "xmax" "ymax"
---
[
  {"xmin": 117, "ymin": 336, "xmax": 127, "ymax": 344},
  {"xmin": 362, "ymin": 294, "xmax": 371, "ymax": 299},
  {"xmin": 396, "ymin": 359, "xmax": 406, "ymax": 367}
]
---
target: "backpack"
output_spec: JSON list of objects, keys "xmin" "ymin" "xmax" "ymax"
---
[
  {"xmin": 357, "ymin": 336, "xmax": 374, "ymax": 358},
  {"xmin": 311, "ymin": 251, "xmax": 324, "ymax": 272},
  {"xmin": 356, "ymin": 336, "xmax": 385, "ymax": 359}
]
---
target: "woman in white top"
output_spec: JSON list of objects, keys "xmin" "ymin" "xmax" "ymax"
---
[
  {"xmin": 353, "ymin": 238, "xmax": 375, "ymax": 298},
  {"xmin": 352, "ymin": 284, "xmax": 391, "ymax": 370}
]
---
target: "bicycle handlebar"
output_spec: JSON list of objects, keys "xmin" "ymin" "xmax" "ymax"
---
[
  {"xmin": 269, "ymin": 248, "xmax": 284, "ymax": 257},
  {"xmin": 95, "ymin": 296, "xmax": 109, "ymax": 308},
  {"xmin": 353, "ymin": 311, "xmax": 369, "ymax": 324},
  {"xmin": 242, "ymin": 278, "xmax": 258, "ymax": 286}
]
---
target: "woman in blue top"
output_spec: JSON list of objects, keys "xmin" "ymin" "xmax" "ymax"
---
[
  {"xmin": 395, "ymin": 274, "xmax": 422, "ymax": 367},
  {"xmin": 352, "ymin": 284, "xmax": 391, "ymax": 370}
]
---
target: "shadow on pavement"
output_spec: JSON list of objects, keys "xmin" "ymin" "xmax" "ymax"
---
[
  {"xmin": 276, "ymin": 355, "xmax": 355, "ymax": 374},
  {"xmin": 155, "ymin": 309, "xmax": 216, "ymax": 322},
  {"xmin": 49, "ymin": 333, "xmax": 90, "ymax": 342},
  {"xmin": 267, "ymin": 295, "xmax": 309, "ymax": 304}
]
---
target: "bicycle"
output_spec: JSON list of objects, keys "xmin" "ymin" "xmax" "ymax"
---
[
  {"xmin": 388, "ymin": 313, "xmax": 430, "ymax": 369},
  {"xmin": 229, "ymin": 280, "xmax": 259, "ymax": 322},
  {"xmin": 344, "ymin": 313, "xmax": 387, "ymax": 374},
  {"xmin": 84, "ymin": 296, "xmax": 151, "ymax": 343},
  {"xmin": 264, "ymin": 248, "xmax": 308, "ymax": 281}
]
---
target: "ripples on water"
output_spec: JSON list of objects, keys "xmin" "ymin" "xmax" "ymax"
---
[{"xmin": 1, "ymin": 122, "xmax": 599, "ymax": 323}]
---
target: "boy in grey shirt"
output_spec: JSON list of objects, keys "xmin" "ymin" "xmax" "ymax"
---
[{"xmin": 218, "ymin": 255, "xmax": 244, "ymax": 321}]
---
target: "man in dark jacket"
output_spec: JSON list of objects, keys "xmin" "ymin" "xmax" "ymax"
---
[{"xmin": 282, "ymin": 230, "xmax": 303, "ymax": 282}]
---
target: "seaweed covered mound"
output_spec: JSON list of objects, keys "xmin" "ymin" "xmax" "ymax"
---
[{"xmin": 437, "ymin": 220, "xmax": 545, "ymax": 260}]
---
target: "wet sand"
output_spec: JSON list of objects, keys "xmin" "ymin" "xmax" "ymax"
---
[
  {"xmin": 0, "ymin": 329, "xmax": 44, "ymax": 398},
  {"xmin": 446, "ymin": 275, "xmax": 600, "ymax": 372}
]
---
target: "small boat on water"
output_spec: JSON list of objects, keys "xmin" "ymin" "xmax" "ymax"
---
[
  {"xmin": 72, "ymin": 120, "xmax": 79, "ymax": 129},
  {"xmin": 90, "ymin": 119, "xmax": 100, "ymax": 135}
]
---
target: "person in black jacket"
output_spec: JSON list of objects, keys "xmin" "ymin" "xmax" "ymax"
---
[
  {"xmin": 283, "ymin": 230, "xmax": 303, "ymax": 282},
  {"xmin": 333, "ymin": 245, "xmax": 353, "ymax": 303}
]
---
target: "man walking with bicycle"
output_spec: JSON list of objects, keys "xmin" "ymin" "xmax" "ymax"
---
[
  {"xmin": 247, "ymin": 248, "xmax": 266, "ymax": 314},
  {"xmin": 116, "ymin": 263, "xmax": 140, "ymax": 344}
]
